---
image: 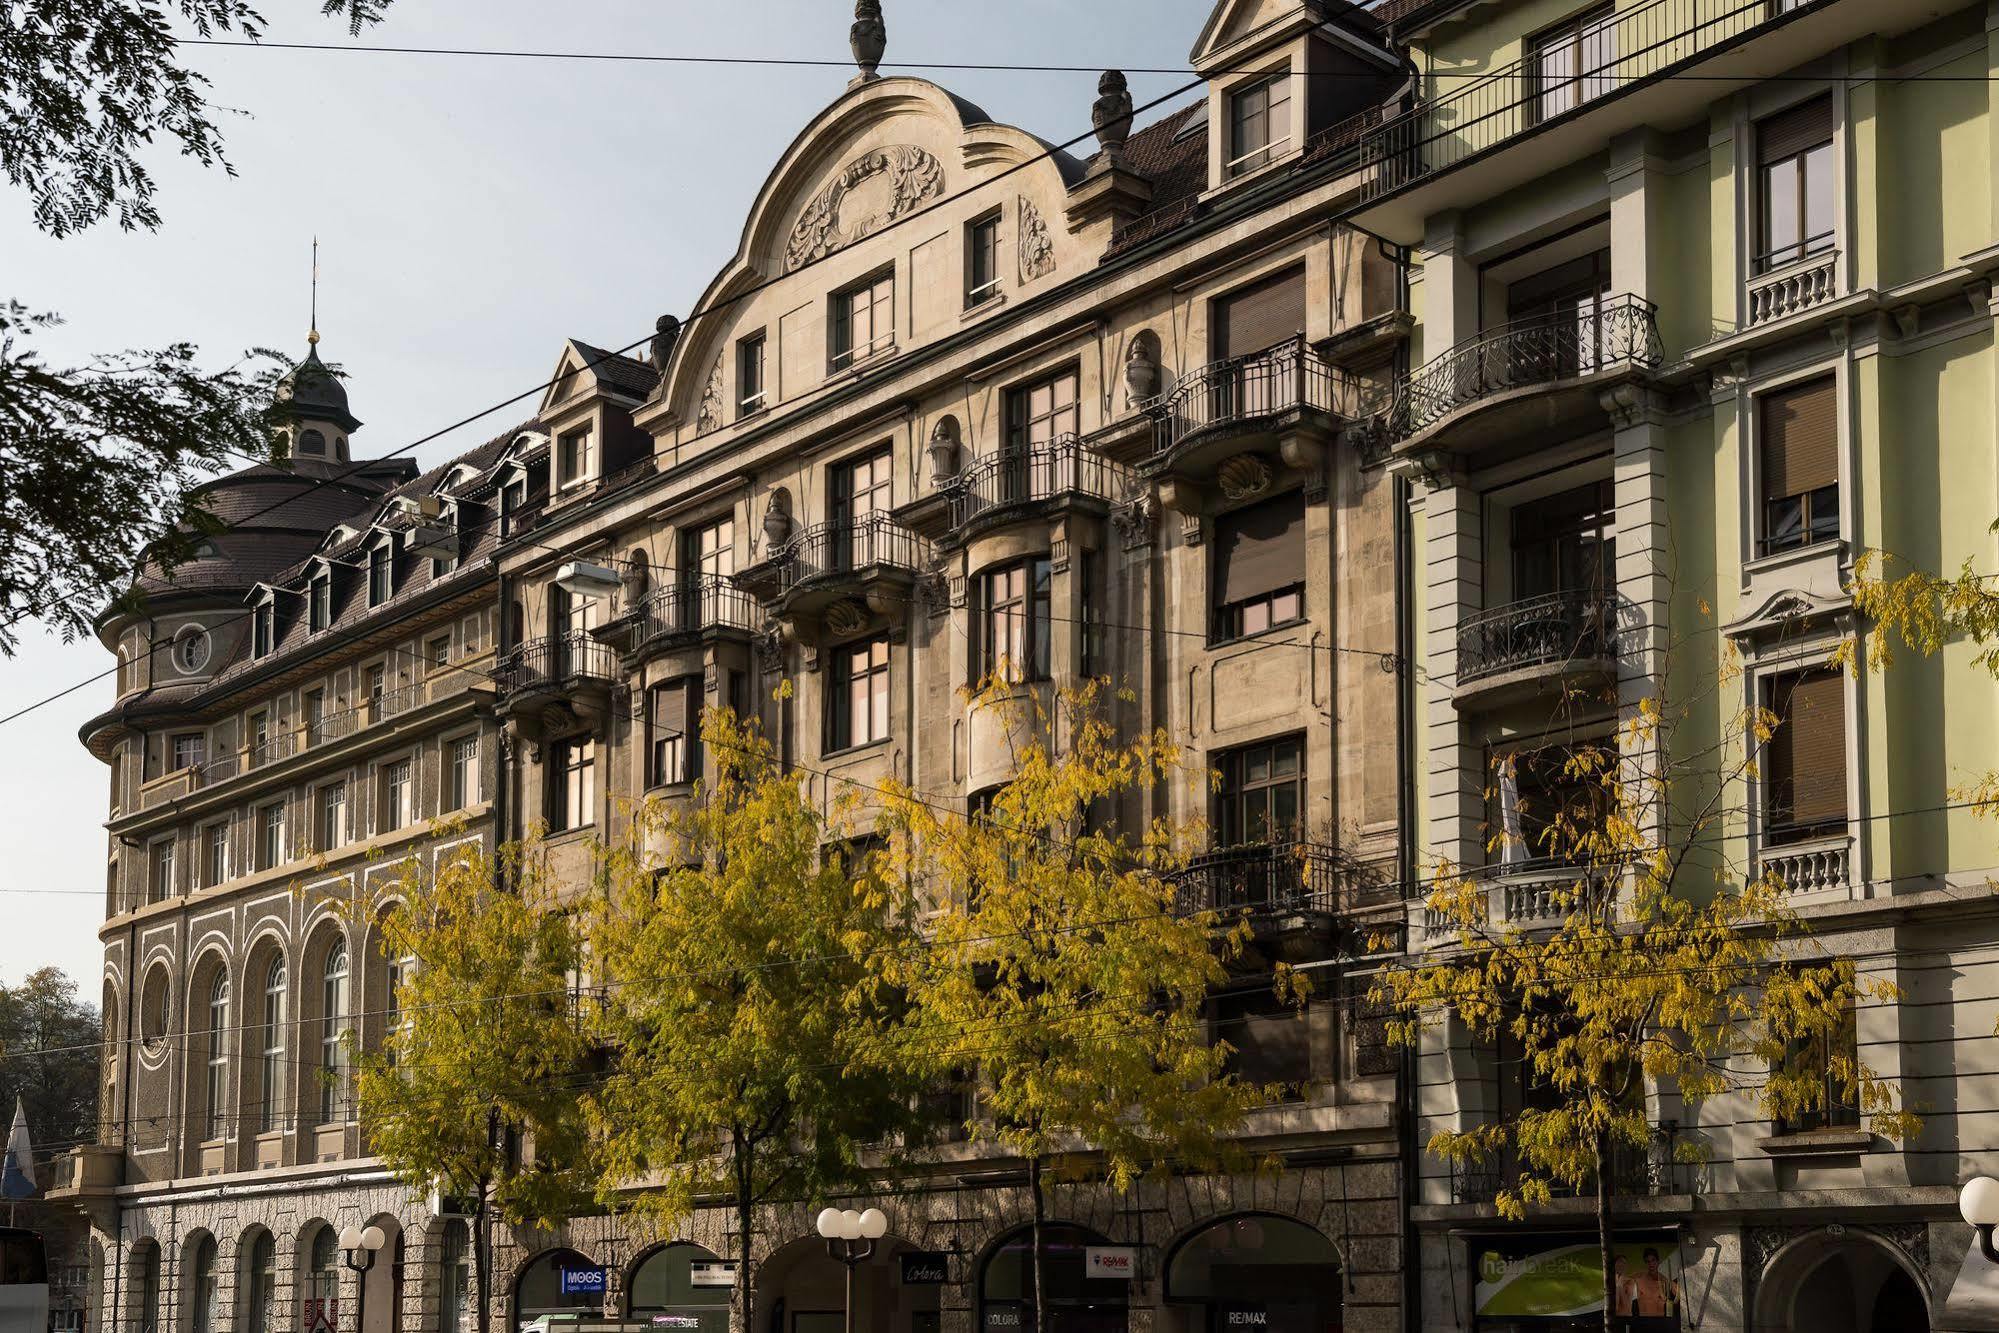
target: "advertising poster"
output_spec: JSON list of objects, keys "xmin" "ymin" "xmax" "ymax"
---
[{"xmin": 1473, "ymin": 1237, "xmax": 1683, "ymax": 1331}]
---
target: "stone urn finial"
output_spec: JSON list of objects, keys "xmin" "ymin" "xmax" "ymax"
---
[
  {"xmin": 762, "ymin": 486, "xmax": 795, "ymax": 549},
  {"xmin": 1123, "ymin": 333, "xmax": 1161, "ymax": 410},
  {"xmin": 649, "ymin": 314, "xmax": 681, "ymax": 372},
  {"xmin": 927, "ymin": 417, "xmax": 962, "ymax": 487},
  {"xmin": 1093, "ymin": 69, "xmax": 1134, "ymax": 162},
  {"xmin": 851, "ymin": 0, "xmax": 886, "ymax": 83}
]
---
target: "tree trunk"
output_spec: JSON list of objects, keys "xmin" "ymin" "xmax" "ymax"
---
[
  {"xmin": 1029, "ymin": 1153, "xmax": 1046, "ymax": 1333},
  {"xmin": 474, "ymin": 1179, "xmax": 492, "ymax": 1333},
  {"xmin": 736, "ymin": 1135, "xmax": 756, "ymax": 1333},
  {"xmin": 1596, "ymin": 1131, "xmax": 1615, "ymax": 1333}
]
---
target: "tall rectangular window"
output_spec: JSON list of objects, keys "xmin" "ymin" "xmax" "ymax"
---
[
  {"xmin": 303, "ymin": 688, "xmax": 326, "ymax": 745},
  {"xmin": 832, "ymin": 447, "xmax": 893, "ymax": 572},
  {"xmin": 252, "ymin": 602, "xmax": 275, "ymax": 658},
  {"xmin": 366, "ymin": 664, "xmax": 387, "ymax": 724},
  {"xmin": 558, "ymin": 428, "xmax": 593, "ymax": 487},
  {"xmin": 449, "ymin": 736, "xmax": 480, "ymax": 810},
  {"xmin": 1212, "ymin": 491, "xmax": 1307, "ymax": 641},
  {"xmin": 1212, "ymin": 983, "xmax": 1312, "ymax": 1096},
  {"xmin": 201, "ymin": 822, "xmax": 229, "ymax": 888},
  {"xmin": 1774, "ymin": 982, "xmax": 1860, "ymax": 1133},
  {"xmin": 257, "ymin": 803, "xmax": 285, "ymax": 871},
  {"xmin": 1003, "ymin": 368, "xmax": 1080, "ymax": 451},
  {"xmin": 368, "ymin": 542, "xmax": 393, "ymax": 606},
  {"xmin": 827, "ymin": 637, "xmax": 891, "ymax": 752},
  {"xmin": 978, "ymin": 558, "xmax": 1052, "ymax": 684},
  {"xmin": 550, "ymin": 740, "xmax": 596, "ymax": 832},
  {"xmin": 966, "ymin": 211, "xmax": 1002, "ymax": 308},
  {"xmin": 380, "ymin": 758, "xmax": 413, "ymax": 833},
  {"xmin": 309, "ymin": 574, "xmax": 332, "ymax": 632},
  {"xmin": 737, "ymin": 332, "xmax": 767, "ymax": 417},
  {"xmin": 1217, "ymin": 736, "xmax": 1304, "ymax": 845},
  {"xmin": 148, "ymin": 839, "xmax": 175, "ymax": 904},
  {"xmin": 1079, "ymin": 549, "xmax": 1104, "ymax": 680},
  {"xmin": 1764, "ymin": 668, "xmax": 1848, "ymax": 844},
  {"xmin": 829, "ymin": 268, "xmax": 895, "ymax": 370},
  {"xmin": 1759, "ymin": 376, "xmax": 1839, "ymax": 555},
  {"xmin": 1227, "ymin": 71, "xmax": 1292, "ymax": 177},
  {"xmin": 1531, "ymin": 6, "xmax": 1616, "ymax": 123},
  {"xmin": 648, "ymin": 678, "xmax": 701, "ymax": 787},
  {"xmin": 683, "ymin": 516, "xmax": 736, "ymax": 583},
  {"xmin": 1757, "ymin": 96, "xmax": 1835, "ymax": 272},
  {"xmin": 1493, "ymin": 744, "xmax": 1611, "ymax": 869},
  {"xmin": 316, "ymin": 782, "xmax": 347, "ymax": 851},
  {"xmin": 172, "ymin": 733, "xmax": 206, "ymax": 772},
  {"xmin": 427, "ymin": 635, "xmax": 452, "ymax": 673},
  {"xmin": 247, "ymin": 710, "xmax": 270, "ymax": 766}
]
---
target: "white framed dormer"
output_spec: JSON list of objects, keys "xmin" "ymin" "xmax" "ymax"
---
[
  {"xmin": 1734, "ymin": 79, "xmax": 1848, "ymax": 328},
  {"xmin": 248, "ymin": 587, "xmax": 279, "ymax": 660},
  {"xmin": 1734, "ymin": 352, "xmax": 1853, "ymax": 615},
  {"xmin": 1739, "ymin": 622, "xmax": 1862, "ymax": 904}
]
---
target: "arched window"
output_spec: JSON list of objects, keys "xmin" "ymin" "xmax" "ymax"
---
[
  {"xmin": 515, "ymin": 1249, "xmax": 604, "ymax": 1322},
  {"xmin": 627, "ymin": 1243, "xmax": 729, "ymax": 1331},
  {"xmin": 307, "ymin": 1225, "xmax": 341, "ymax": 1312},
  {"xmin": 188, "ymin": 1235, "xmax": 220, "ymax": 1333},
  {"xmin": 980, "ymin": 1224, "xmax": 1127, "ymax": 1333},
  {"xmin": 441, "ymin": 1221, "xmax": 472, "ymax": 1333},
  {"xmin": 243, "ymin": 1231, "xmax": 278, "ymax": 1333},
  {"xmin": 1164, "ymin": 1214, "xmax": 1342, "ymax": 1333},
  {"xmin": 260, "ymin": 956, "xmax": 287, "ymax": 1132},
  {"xmin": 203, "ymin": 972, "xmax": 229, "ymax": 1140},
  {"xmin": 320, "ymin": 939, "xmax": 350, "ymax": 1123},
  {"xmin": 298, "ymin": 428, "xmax": 328, "ymax": 456},
  {"xmin": 132, "ymin": 1242, "xmax": 160, "ymax": 1333}
]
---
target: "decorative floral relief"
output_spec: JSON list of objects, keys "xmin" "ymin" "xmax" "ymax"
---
[
  {"xmin": 783, "ymin": 145, "xmax": 944, "ymax": 272},
  {"xmin": 1018, "ymin": 195, "xmax": 1055, "ymax": 281},
  {"xmin": 696, "ymin": 356, "xmax": 724, "ymax": 434}
]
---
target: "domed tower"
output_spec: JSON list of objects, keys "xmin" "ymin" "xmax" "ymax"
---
[{"xmin": 274, "ymin": 332, "xmax": 362, "ymax": 461}]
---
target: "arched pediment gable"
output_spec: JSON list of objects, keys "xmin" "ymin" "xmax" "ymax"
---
[{"xmin": 656, "ymin": 76, "xmax": 1086, "ymax": 423}]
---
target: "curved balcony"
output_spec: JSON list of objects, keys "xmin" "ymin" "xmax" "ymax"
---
[
  {"xmin": 1378, "ymin": 296, "xmax": 1662, "ymax": 459},
  {"xmin": 495, "ymin": 630, "xmax": 618, "ymax": 738},
  {"xmin": 1453, "ymin": 590, "xmax": 1619, "ymax": 710},
  {"xmin": 945, "ymin": 437, "xmax": 1132, "ymax": 543},
  {"xmin": 1147, "ymin": 335, "xmax": 1366, "ymax": 482},
  {"xmin": 638, "ymin": 576, "xmax": 761, "ymax": 648},
  {"xmin": 1169, "ymin": 840, "xmax": 1404, "ymax": 960},
  {"xmin": 739, "ymin": 513, "xmax": 930, "ymax": 633}
]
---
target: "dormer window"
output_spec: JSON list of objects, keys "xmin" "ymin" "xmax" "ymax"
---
[
  {"xmin": 368, "ymin": 541, "xmax": 394, "ymax": 607},
  {"xmin": 308, "ymin": 574, "xmax": 332, "ymax": 633},
  {"xmin": 252, "ymin": 602, "xmax": 275, "ymax": 659},
  {"xmin": 558, "ymin": 429, "xmax": 593, "ymax": 489},
  {"xmin": 830, "ymin": 268, "xmax": 895, "ymax": 372},
  {"xmin": 1228, "ymin": 71, "xmax": 1292, "ymax": 178}
]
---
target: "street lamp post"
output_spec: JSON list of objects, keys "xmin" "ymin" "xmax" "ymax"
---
[
  {"xmin": 1962, "ymin": 1176, "xmax": 1999, "ymax": 1261},
  {"xmin": 815, "ymin": 1207, "xmax": 888, "ymax": 1333},
  {"xmin": 340, "ymin": 1224, "xmax": 387, "ymax": 1331}
]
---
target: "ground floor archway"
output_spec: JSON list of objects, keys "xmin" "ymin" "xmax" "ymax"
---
[
  {"xmin": 1755, "ymin": 1232, "xmax": 1931, "ymax": 1333},
  {"xmin": 757, "ymin": 1231, "xmax": 941, "ymax": 1333}
]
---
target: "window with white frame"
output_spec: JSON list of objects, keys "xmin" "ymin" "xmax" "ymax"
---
[
  {"xmin": 201, "ymin": 822, "xmax": 229, "ymax": 888},
  {"xmin": 966, "ymin": 210, "xmax": 1002, "ymax": 307},
  {"xmin": 148, "ymin": 839, "xmax": 175, "ymax": 904},
  {"xmin": 550, "ymin": 739, "xmax": 596, "ymax": 832},
  {"xmin": 318, "ymin": 940, "xmax": 349, "ymax": 1123},
  {"xmin": 449, "ymin": 735, "xmax": 480, "ymax": 810},
  {"xmin": 257, "ymin": 802, "xmax": 285, "ymax": 871},
  {"xmin": 1531, "ymin": 6, "xmax": 1616, "ymax": 123},
  {"xmin": 1756, "ymin": 96, "xmax": 1834, "ymax": 273},
  {"xmin": 204, "ymin": 971, "xmax": 229, "ymax": 1140},
  {"xmin": 258, "ymin": 958, "xmax": 286, "ymax": 1132},
  {"xmin": 172, "ymin": 732, "xmax": 206, "ymax": 772},
  {"xmin": 380, "ymin": 758, "xmax": 413, "ymax": 832},
  {"xmin": 829, "ymin": 268, "xmax": 895, "ymax": 370},
  {"xmin": 316, "ymin": 781, "xmax": 347, "ymax": 851},
  {"xmin": 558, "ymin": 428, "xmax": 593, "ymax": 488},
  {"xmin": 648, "ymin": 678, "xmax": 700, "ymax": 788},
  {"xmin": 737, "ymin": 331, "xmax": 767, "ymax": 418},
  {"xmin": 1227, "ymin": 70, "xmax": 1292, "ymax": 177}
]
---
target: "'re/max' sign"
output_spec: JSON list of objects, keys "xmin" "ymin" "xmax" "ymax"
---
[{"xmin": 1084, "ymin": 1247, "xmax": 1137, "ymax": 1279}]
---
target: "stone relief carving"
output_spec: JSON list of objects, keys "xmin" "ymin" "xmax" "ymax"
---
[
  {"xmin": 1217, "ymin": 455, "xmax": 1272, "ymax": 501},
  {"xmin": 784, "ymin": 145, "xmax": 944, "ymax": 272},
  {"xmin": 696, "ymin": 357, "xmax": 724, "ymax": 434},
  {"xmin": 1112, "ymin": 491, "xmax": 1158, "ymax": 550},
  {"xmin": 1018, "ymin": 195, "xmax": 1055, "ymax": 281}
]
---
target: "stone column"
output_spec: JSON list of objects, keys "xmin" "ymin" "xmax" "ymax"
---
[{"xmin": 1419, "ymin": 212, "xmax": 1477, "ymax": 361}]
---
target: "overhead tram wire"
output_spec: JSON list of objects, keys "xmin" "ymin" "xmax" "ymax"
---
[
  {"xmin": 0, "ymin": 69, "xmax": 1218, "ymax": 725},
  {"xmin": 173, "ymin": 38, "xmax": 1999, "ymax": 84}
]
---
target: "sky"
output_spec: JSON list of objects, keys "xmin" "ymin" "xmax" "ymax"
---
[{"xmin": 0, "ymin": 0, "xmax": 1210, "ymax": 991}]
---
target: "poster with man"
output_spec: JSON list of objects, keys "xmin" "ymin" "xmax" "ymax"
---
[{"xmin": 1473, "ymin": 1236, "xmax": 1683, "ymax": 1330}]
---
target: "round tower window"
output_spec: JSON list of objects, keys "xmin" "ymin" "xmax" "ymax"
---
[{"xmin": 174, "ymin": 627, "xmax": 211, "ymax": 674}]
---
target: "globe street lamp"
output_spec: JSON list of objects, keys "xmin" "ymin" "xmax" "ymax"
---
[
  {"xmin": 1962, "ymin": 1176, "xmax": 1999, "ymax": 1261},
  {"xmin": 815, "ymin": 1207, "xmax": 887, "ymax": 1333},
  {"xmin": 340, "ymin": 1224, "xmax": 387, "ymax": 1330}
]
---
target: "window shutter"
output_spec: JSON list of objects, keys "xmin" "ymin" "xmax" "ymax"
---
[
  {"xmin": 1759, "ymin": 95, "xmax": 1834, "ymax": 164},
  {"xmin": 1760, "ymin": 376, "xmax": 1838, "ymax": 501},
  {"xmin": 1212, "ymin": 265, "xmax": 1306, "ymax": 359},
  {"xmin": 1771, "ymin": 670, "xmax": 1846, "ymax": 829},
  {"xmin": 1215, "ymin": 491, "xmax": 1307, "ymax": 606}
]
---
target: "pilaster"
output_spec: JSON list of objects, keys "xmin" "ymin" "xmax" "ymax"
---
[
  {"xmin": 1608, "ymin": 387, "xmax": 1672, "ymax": 847},
  {"xmin": 1414, "ymin": 464, "xmax": 1481, "ymax": 875},
  {"xmin": 1420, "ymin": 212, "xmax": 1478, "ymax": 362}
]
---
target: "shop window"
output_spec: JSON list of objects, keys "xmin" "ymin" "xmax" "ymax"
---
[
  {"xmin": 980, "ymin": 1224, "xmax": 1127, "ymax": 1333},
  {"xmin": 626, "ymin": 1243, "xmax": 730, "ymax": 1332},
  {"xmin": 1165, "ymin": 1215, "xmax": 1343, "ymax": 1333}
]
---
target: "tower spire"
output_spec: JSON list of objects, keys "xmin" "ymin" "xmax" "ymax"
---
[{"xmin": 307, "ymin": 236, "xmax": 320, "ymax": 348}]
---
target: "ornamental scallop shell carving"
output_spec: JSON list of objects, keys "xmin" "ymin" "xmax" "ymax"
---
[
  {"xmin": 1217, "ymin": 454, "xmax": 1273, "ymax": 500},
  {"xmin": 824, "ymin": 599, "xmax": 868, "ymax": 639},
  {"xmin": 784, "ymin": 145, "xmax": 945, "ymax": 272}
]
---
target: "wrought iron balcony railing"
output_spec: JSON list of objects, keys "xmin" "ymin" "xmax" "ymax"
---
[
  {"xmin": 1168, "ymin": 840, "xmax": 1397, "ymax": 918},
  {"xmin": 495, "ymin": 631, "xmax": 619, "ymax": 697},
  {"xmin": 1457, "ymin": 590, "xmax": 1619, "ymax": 686},
  {"xmin": 1150, "ymin": 334, "xmax": 1366, "ymax": 457},
  {"xmin": 1342, "ymin": 0, "xmax": 1827, "ymax": 206},
  {"xmin": 947, "ymin": 436, "xmax": 1132, "ymax": 533},
  {"xmin": 1380, "ymin": 296, "xmax": 1662, "ymax": 444},
  {"xmin": 641, "ymin": 576, "xmax": 761, "ymax": 641},
  {"xmin": 769, "ymin": 513, "xmax": 929, "ymax": 597}
]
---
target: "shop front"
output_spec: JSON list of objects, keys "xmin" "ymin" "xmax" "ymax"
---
[{"xmin": 1465, "ymin": 1231, "xmax": 1684, "ymax": 1333}]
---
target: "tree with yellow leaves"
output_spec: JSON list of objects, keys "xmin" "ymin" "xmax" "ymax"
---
[
  {"xmin": 877, "ymin": 678, "xmax": 1297, "ymax": 1333},
  {"xmin": 1374, "ymin": 688, "xmax": 1916, "ymax": 1333},
  {"xmin": 355, "ymin": 836, "xmax": 594, "ymax": 1333},
  {"xmin": 583, "ymin": 706, "xmax": 928, "ymax": 1332}
]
